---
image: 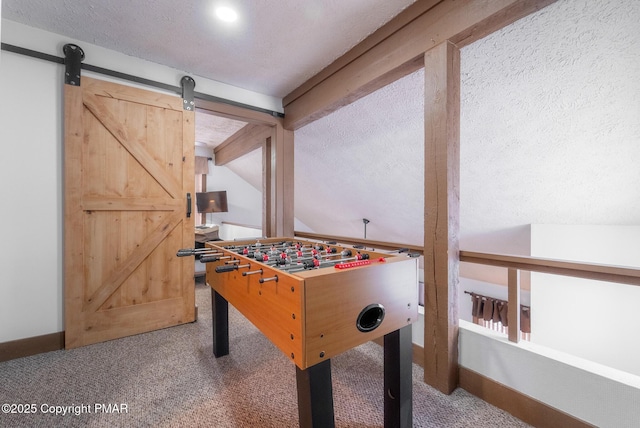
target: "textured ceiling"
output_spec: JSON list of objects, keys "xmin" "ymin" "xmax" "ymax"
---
[
  {"xmin": 223, "ymin": 68, "xmax": 426, "ymax": 246},
  {"xmin": 1, "ymin": 0, "xmax": 416, "ymax": 98},
  {"xmin": 195, "ymin": 111, "xmax": 247, "ymax": 148},
  {"xmin": 294, "ymin": 69, "xmax": 425, "ymax": 245}
]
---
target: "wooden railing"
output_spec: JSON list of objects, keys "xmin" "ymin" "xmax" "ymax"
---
[
  {"xmin": 459, "ymin": 251, "xmax": 640, "ymax": 343},
  {"xmin": 293, "ymin": 231, "xmax": 640, "ymax": 344}
]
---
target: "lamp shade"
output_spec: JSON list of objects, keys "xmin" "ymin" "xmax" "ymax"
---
[{"xmin": 196, "ymin": 191, "xmax": 228, "ymax": 213}]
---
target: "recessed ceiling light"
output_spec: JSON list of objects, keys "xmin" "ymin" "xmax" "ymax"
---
[{"xmin": 215, "ymin": 6, "xmax": 238, "ymax": 23}]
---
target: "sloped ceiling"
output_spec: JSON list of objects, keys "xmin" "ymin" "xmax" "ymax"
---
[
  {"xmin": 220, "ymin": 69, "xmax": 425, "ymax": 246},
  {"xmin": 293, "ymin": 69, "xmax": 425, "ymax": 245},
  {"xmin": 195, "ymin": 111, "xmax": 248, "ymax": 148}
]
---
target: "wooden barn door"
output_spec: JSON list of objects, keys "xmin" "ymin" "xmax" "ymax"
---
[{"xmin": 64, "ymin": 76, "xmax": 195, "ymax": 349}]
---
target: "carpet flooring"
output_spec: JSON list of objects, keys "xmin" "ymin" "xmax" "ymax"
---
[{"xmin": 0, "ymin": 281, "xmax": 530, "ymax": 427}]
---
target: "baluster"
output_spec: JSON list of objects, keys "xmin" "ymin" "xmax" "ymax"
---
[{"xmin": 507, "ymin": 268, "xmax": 520, "ymax": 343}]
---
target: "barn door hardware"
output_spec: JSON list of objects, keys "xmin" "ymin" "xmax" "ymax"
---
[
  {"xmin": 181, "ymin": 76, "xmax": 196, "ymax": 111},
  {"xmin": 62, "ymin": 44, "xmax": 85, "ymax": 86}
]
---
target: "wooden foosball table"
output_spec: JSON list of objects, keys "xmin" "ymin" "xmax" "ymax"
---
[{"xmin": 181, "ymin": 237, "xmax": 419, "ymax": 427}]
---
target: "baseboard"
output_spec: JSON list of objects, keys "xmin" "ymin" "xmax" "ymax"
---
[
  {"xmin": 0, "ymin": 332, "xmax": 65, "ymax": 363},
  {"xmin": 459, "ymin": 366, "xmax": 595, "ymax": 428}
]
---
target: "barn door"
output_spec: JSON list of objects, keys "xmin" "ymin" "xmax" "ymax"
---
[{"xmin": 64, "ymin": 75, "xmax": 195, "ymax": 349}]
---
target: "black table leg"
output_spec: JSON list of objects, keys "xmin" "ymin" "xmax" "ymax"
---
[
  {"xmin": 296, "ymin": 359, "xmax": 335, "ymax": 428},
  {"xmin": 384, "ymin": 324, "xmax": 413, "ymax": 428},
  {"xmin": 211, "ymin": 288, "xmax": 229, "ymax": 357}
]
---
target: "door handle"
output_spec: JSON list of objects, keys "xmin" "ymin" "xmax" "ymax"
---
[{"xmin": 186, "ymin": 193, "xmax": 192, "ymax": 218}]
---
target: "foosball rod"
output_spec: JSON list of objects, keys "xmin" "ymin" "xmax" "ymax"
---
[
  {"xmin": 276, "ymin": 254, "xmax": 370, "ymax": 271},
  {"xmin": 176, "ymin": 248, "xmax": 224, "ymax": 257},
  {"xmin": 215, "ymin": 263, "xmax": 251, "ymax": 273},
  {"xmin": 199, "ymin": 254, "xmax": 233, "ymax": 263},
  {"xmin": 224, "ymin": 241, "xmax": 344, "ymax": 253},
  {"xmin": 222, "ymin": 241, "xmax": 296, "ymax": 251},
  {"xmin": 230, "ymin": 245, "xmax": 316, "ymax": 256},
  {"xmin": 258, "ymin": 250, "xmax": 352, "ymax": 267}
]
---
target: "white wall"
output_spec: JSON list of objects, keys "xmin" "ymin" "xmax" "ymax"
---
[
  {"xmin": 460, "ymin": 321, "xmax": 640, "ymax": 428},
  {"xmin": 0, "ymin": 45, "xmax": 62, "ymax": 342},
  {"xmin": 194, "ymin": 143, "xmax": 262, "ymax": 239},
  {"xmin": 0, "ymin": 20, "xmax": 281, "ymax": 343},
  {"xmin": 531, "ymin": 224, "xmax": 640, "ymax": 376},
  {"xmin": 205, "ymin": 157, "xmax": 262, "ymax": 237}
]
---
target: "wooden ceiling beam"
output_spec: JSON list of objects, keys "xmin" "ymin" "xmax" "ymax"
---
[
  {"xmin": 282, "ymin": 0, "xmax": 443, "ymax": 109},
  {"xmin": 214, "ymin": 123, "xmax": 272, "ymax": 165},
  {"xmin": 283, "ymin": 0, "xmax": 557, "ymax": 131},
  {"xmin": 195, "ymin": 99, "xmax": 280, "ymax": 127}
]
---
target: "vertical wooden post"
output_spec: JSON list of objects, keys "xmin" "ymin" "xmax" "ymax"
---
[
  {"xmin": 263, "ymin": 121, "xmax": 294, "ymax": 237},
  {"xmin": 277, "ymin": 122, "xmax": 295, "ymax": 237},
  {"xmin": 507, "ymin": 268, "xmax": 521, "ymax": 343},
  {"xmin": 423, "ymin": 40, "xmax": 460, "ymax": 395},
  {"xmin": 263, "ymin": 136, "xmax": 275, "ymax": 237}
]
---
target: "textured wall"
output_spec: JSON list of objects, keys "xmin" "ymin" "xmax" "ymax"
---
[
  {"xmin": 295, "ymin": 69, "xmax": 425, "ymax": 245},
  {"xmin": 294, "ymin": 0, "xmax": 640, "ymax": 264},
  {"xmin": 460, "ymin": 0, "xmax": 640, "ymax": 253}
]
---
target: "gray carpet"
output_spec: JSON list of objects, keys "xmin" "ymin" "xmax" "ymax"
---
[{"xmin": 0, "ymin": 281, "xmax": 529, "ymax": 427}]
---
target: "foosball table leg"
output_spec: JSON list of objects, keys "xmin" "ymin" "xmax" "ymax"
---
[
  {"xmin": 211, "ymin": 288, "xmax": 229, "ymax": 357},
  {"xmin": 384, "ymin": 324, "xmax": 413, "ymax": 428},
  {"xmin": 295, "ymin": 359, "xmax": 335, "ymax": 428}
]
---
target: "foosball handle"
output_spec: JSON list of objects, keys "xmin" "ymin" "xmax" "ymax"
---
[
  {"xmin": 200, "ymin": 255, "xmax": 220, "ymax": 263},
  {"xmin": 215, "ymin": 265, "xmax": 238, "ymax": 273},
  {"xmin": 176, "ymin": 248, "xmax": 196, "ymax": 257}
]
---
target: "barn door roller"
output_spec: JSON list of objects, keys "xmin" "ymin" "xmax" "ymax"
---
[
  {"xmin": 62, "ymin": 43, "xmax": 85, "ymax": 86},
  {"xmin": 181, "ymin": 76, "xmax": 196, "ymax": 111}
]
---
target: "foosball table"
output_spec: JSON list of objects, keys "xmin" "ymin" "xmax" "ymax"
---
[{"xmin": 179, "ymin": 237, "xmax": 419, "ymax": 427}]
